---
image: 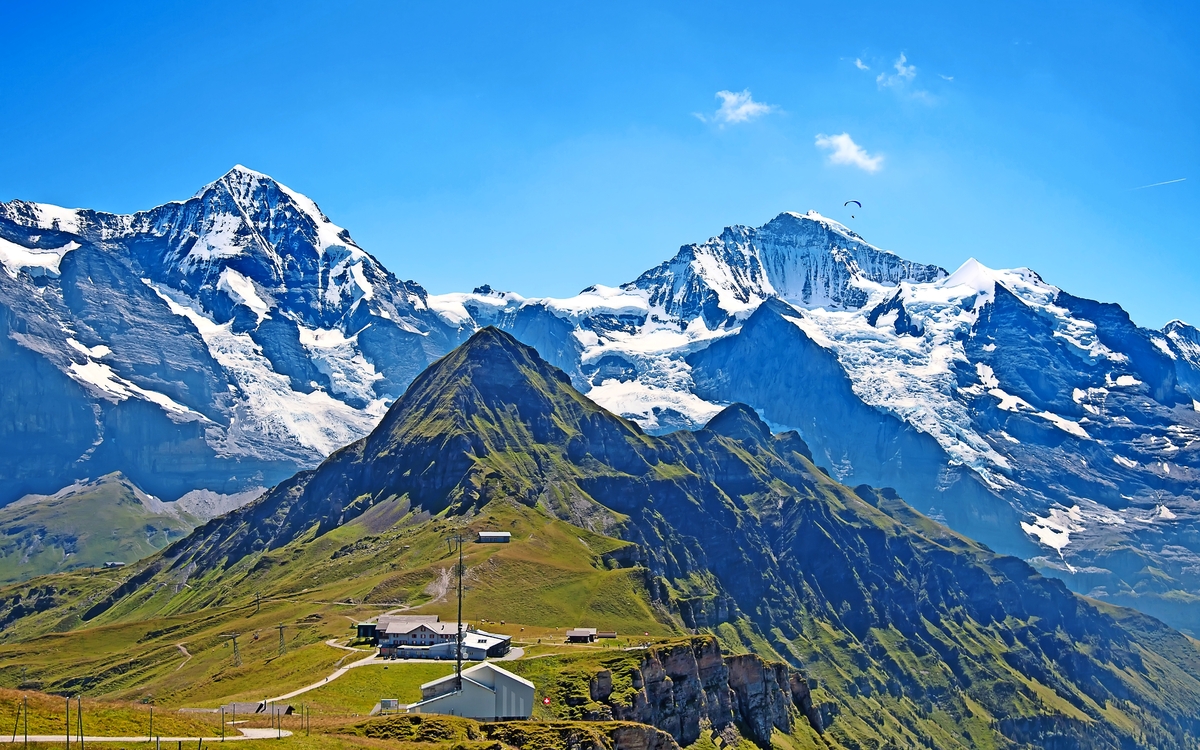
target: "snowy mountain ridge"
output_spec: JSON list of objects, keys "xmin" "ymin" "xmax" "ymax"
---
[
  {"xmin": 4, "ymin": 166, "xmax": 1200, "ymax": 633},
  {"xmin": 0, "ymin": 166, "xmax": 466, "ymax": 504}
]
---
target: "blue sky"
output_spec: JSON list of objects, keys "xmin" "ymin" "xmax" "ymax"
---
[{"xmin": 1, "ymin": 1, "xmax": 1196, "ymax": 327}]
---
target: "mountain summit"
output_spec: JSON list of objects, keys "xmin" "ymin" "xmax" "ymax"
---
[
  {"xmin": 624, "ymin": 210, "xmax": 945, "ymax": 324},
  {"xmin": 0, "ymin": 167, "xmax": 469, "ymax": 504}
]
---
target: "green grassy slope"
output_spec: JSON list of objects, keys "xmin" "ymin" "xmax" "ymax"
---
[
  {"xmin": 0, "ymin": 473, "xmax": 197, "ymax": 584},
  {"xmin": 0, "ymin": 499, "xmax": 675, "ymax": 707}
]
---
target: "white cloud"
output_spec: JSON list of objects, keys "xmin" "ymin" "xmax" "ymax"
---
[
  {"xmin": 877, "ymin": 53, "xmax": 917, "ymax": 88},
  {"xmin": 939, "ymin": 74, "xmax": 954, "ymax": 81},
  {"xmin": 854, "ymin": 58, "xmax": 870, "ymax": 71},
  {"xmin": 815, "ymin": 133, "xmax": 883, "ymax": 173},
  {"xmin": 697, "ymin": 89, "xmax": 776, "ymax": 125}
]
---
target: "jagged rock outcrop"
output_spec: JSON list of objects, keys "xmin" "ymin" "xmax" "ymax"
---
[{"xmin": 583, "ymin": 637, "xmax": 814, "ymax": 748}]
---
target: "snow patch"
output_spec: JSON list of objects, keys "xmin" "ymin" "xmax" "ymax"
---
[
  {"xmin": 976, "ymin": 362, "xmax": 998, "ymax": 388},
  {"xmin": 67, "ymin": 338, "xmax": 111, "ymax": 359},
  {"xmin": 1151, "ymin": 336, "xmax": 1177, "ymax": 359},
  {"xmin": 0, "ymin": 237, "xmax": 79, "ymax": 278},
  {"xmin": 67, "ymin": 360, "xmax": 203, "ymax": 418},
  {"xmin": 1021, "ymin": 505, "xmax": 1084, "ymax": 553},
  {"xmin": 218, "ymin": 268, "xmax": 272, "ymax": 323},
  {"xmin": 1037, "ymin": 411, "xmax": 1090, "ymax": 439},
  {"xmin": 990, "ymin": 388, "xmax": 1030, "ymax": 412}
]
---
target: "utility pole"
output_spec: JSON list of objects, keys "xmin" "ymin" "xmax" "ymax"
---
[
  {"xmin": 65, "ymin": 695, "xmax": 70, "ymax": 750},
  {"xmin": 276, "ymin": 624, "xmax": 286, "ymax": 656},
  {"xmin": 224, "ymin": 634, "xmax": 242, "ymax": 667},
  {"xmin": 447, "ymin": 533, "xmax": 468, "ymax": 691},
  {"xmin": 76, "ymin": 696, "xmax": 83, "ymax": 750}
]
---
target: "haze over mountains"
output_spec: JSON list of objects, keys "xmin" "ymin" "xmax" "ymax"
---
[{"xmin": 2, "ymin": 166, "xmax": 1199, "ymax": 634}]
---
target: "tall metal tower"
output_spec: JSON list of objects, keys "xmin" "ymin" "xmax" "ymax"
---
[
  {"xmin": 276, "ymin": 624, "xmax": 286, "ymax": 656},
  {"xmin": 447, "ymin": 533, "xmax": 468, "ymax": 691},
  {"xmin": 224, "ymin": 634, "xmax": 242, "ymax": 667}
]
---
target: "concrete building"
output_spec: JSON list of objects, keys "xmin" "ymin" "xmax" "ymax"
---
[
  {"xmin": 477, "ymin": 531, "xmax": 511, "ymax": 543},
  {"xmin": 408, "ymin": 662, "xmax": 534, "ymax": 720}
]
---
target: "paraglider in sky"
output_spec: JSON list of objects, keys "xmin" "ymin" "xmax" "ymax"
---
[{"xmin": 844, "ymin": 199, "xmax": 861, "ymax": 218}]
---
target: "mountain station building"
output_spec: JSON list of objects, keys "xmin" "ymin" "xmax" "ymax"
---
[
  {"xmin": 407, "ymin": 662, "xmax": 534, "ymax": 720},
  {"xmin": 365, "ymin": 614, "xmax": 512, "ymax": 660}
]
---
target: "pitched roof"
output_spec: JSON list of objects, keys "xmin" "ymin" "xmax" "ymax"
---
[
  {"xmin": 385, "ymin": 620, "xmax": 465, "ymax": 635},
  {"xmin": 420, "ymin": 661, "xmax": 535, "ymax": 691},
  {"xmin": 376, "ymin": 614, "xmax": 439, "ymax": 627}
]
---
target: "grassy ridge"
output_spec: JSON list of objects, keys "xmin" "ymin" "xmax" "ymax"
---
[{"xmin": 0, "ymin": 473, "xmax": 197, "ymax": 585}]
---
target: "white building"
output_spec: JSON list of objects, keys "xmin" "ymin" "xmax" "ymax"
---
[
  {"xmin": 408, "ymin": 662, "xmax": 534, "ymax": 720},
  {"xmin": 375, "ymin": 614, "xmax": 512, "ymax": 660}
]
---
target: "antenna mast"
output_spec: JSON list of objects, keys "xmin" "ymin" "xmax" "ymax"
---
[{"xmin": 448, "ymin": 533, "xmax": 468, "ymax": 690}]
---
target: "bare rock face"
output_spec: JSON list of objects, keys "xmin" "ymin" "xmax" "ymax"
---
[
  {"xmin": 726, "ymin": 654, "xmax": 808, "ymax": 746},
  {"xmin": 589, "ymin": 637, "xmax": 814, "ymax": 749},
  {"xmin": 607, "ymin": 723, "xmax": 680, "ymax": 750}
]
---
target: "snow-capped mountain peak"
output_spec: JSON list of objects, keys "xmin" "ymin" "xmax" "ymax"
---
[
  {"xmin": 0, "ymin": 167, "xmax": 470, "ymax": 507},
  {"xmin": 941, "ymin": 257, "xmax": 996, "ymax": 294},
  {"xmin": 625, "ymin": 210, "xmax": 945, "ymax": 324},
  {"xmin": 196, "ymin": 165, "xmax": 362, "ymax": 263}
]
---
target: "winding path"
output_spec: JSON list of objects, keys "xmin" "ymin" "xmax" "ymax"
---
[
  {"xmin": 175, "ymin": 643, "xmax": 193, "ymax": 672},
  {"xmin": 261, "ymin": 643, "xmax": 379, "ymax": 703}
]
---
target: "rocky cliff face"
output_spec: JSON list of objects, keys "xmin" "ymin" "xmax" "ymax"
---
[{"xmin": 581, "ymin": 637, "xmax": 813, "ymax": 748}]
